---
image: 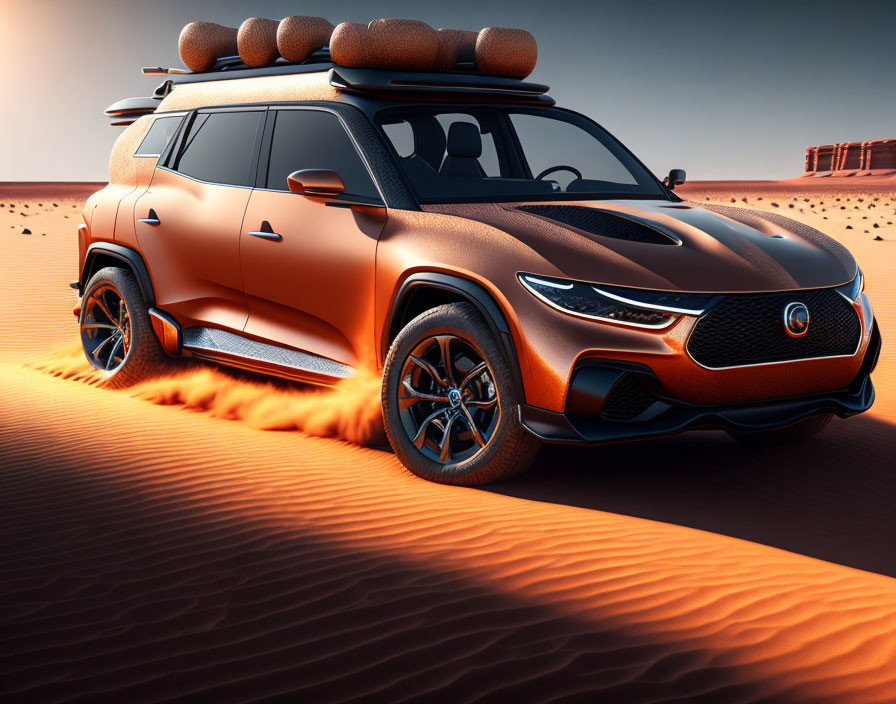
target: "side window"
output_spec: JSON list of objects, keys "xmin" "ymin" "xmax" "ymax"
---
[
  {"xmin": 173, "ymin": 111, "xmax": 264, "ymax": 187},
  {"xmin": 266, "ymin": 110, "xmax": 379, "ymax": 199},
  {"xmin": 381, "ymin": 121, "xmax": 414, "ymax": 158},
  {"xmin": 135, "ymin": 116, "xmax": 183, "ymax": 157}
]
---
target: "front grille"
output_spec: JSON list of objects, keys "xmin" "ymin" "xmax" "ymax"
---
[
  {"xmin": 518, "ymin": 205, "xmax": 676, "ymax": 245},
  {"xmin": 687, "ymin": 288, "xmax": 860, "ymax": 368},
  {"xmin": 600, "ymin": 374, "xmax": 656, "ymax": 421}
]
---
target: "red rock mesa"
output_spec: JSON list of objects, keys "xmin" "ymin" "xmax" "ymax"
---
[{"xmin": 803, "ymin": 138, "xmax": 896, "ymax": 177}]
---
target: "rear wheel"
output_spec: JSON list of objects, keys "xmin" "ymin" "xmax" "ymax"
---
[
  {"xmin": 382, "ymin": 302, "xmax": 540, "ymax": 485},
  {"xmin": 726, "ymin": 413, "xmax": 833, "ymax": 445},
  {"xmin": 79, "ymin": 267, "xmax": 168, "ymax": 388}
]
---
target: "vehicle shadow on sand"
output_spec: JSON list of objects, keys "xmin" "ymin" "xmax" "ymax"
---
[{"xmin": 487, "ymin": 414, "xmax": 896, "ymax": 578}]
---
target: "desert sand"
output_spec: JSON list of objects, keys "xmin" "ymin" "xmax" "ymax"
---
[{"xmin": 1, "ymin": 181, "xmax": 895, "ymax": 702}]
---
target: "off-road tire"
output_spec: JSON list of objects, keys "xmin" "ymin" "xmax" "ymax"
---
[
  {"xmin": 80, "ymin": 267, "xmax": 169, "ymax": 389},
  {"xmin": 383, "ymin": 302, "xmax": 540, "ymax": 485},
  {"xmin": 726, "ymin": 413, "xmax": 833, "ymax": 445}
]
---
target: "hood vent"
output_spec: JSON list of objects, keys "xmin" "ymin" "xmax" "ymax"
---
[{"xmin": 518, "ymin": 205, "xmax": 678, "ymax": 245}]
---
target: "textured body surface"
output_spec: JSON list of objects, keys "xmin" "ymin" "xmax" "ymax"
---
[{"xmin": 156, "ymin": 72, "xmax": 339, "ymax": 110}]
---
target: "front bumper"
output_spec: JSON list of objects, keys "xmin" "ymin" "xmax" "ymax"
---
[{"xmin": 520, "ymin": 320, "xmax": 880, "ymax": 445}]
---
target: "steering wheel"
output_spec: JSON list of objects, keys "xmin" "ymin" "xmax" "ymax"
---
[{"xmin": 535, "ymin": 165, "xmax": 583, "ymax": 181}]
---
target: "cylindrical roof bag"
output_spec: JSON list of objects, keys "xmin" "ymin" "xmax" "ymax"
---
[
  {"xmin": 277, "ymin": 16, "xmax": 335, "ymax": 63},
  {"xmin": 178, "ymin": 22, "xmax": 239, "ymax": 72},
  {"xmin": 433, "ymin": 29, "xmax": 478, "ymax": 71},
  {"xmin": 331, "ymin": 19, "xmax": 438, "ymax": 71},
  {"xmin": 238, "ymin": 17, "xmax": 281, "ymax": 67},
  {"xmin": 475, "ymin": 27, "xmax": 538, "ymax": 79}
]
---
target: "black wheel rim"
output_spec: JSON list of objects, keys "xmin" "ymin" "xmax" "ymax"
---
[
  {"xmin": 397, "ymin": 334, "xmax": 500, "ymax": 465},
  {"xmin": 80, "ymin": 284, "xmax": 131, "ymax": 372}
]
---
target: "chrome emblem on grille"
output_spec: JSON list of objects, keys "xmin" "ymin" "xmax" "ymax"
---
[{"xmin": 783, "ymin": 302, "xmax": 810, "ymax": 338}]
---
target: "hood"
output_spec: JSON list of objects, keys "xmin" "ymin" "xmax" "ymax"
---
[{"xmin": 422, "ymin": 200, "xmax": 857, "ymax": 292}]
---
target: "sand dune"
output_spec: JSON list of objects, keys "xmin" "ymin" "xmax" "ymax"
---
[{"xmin": 1, "ymin": 183, "xmax": 895, "ymax": 702}]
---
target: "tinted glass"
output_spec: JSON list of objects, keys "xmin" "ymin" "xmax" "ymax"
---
[
  {"xmin": 381, "ymin": 121, "xmax": 414, "ymax": 157},
  {"xmin": 135, "ymin": 116, "xmax": 183, "ymax": 157},
  {"xmin": 175, "ymin": 111, "xmax": 264, "ymax": 187},
  {"xmin": 267, "ymin": 110, "xmax": 379, "ymax": 199},
  {"xmin": 510, "ymin": 113, "xmax": 637, "ymax": 188},
  {"xmin": 377, "ymin": 107, "xmax": 664, "ymax": 203}
]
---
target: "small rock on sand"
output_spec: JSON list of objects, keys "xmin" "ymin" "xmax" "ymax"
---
[
  {"xmin": 22, "ymin": 228, "xmax": 31, "ymax": 235},
  {"xmin": 874, "ymin": 235, "xmax": 884, "ymax": 241}
]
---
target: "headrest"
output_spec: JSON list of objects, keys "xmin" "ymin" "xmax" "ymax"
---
[
  {"xmin": 408, "ymin": 116, "xmax": 447, "ymax": 170},
  {"xmin": 446, "ymin": 123, "xmax": 482, "ymax": 158},
  {"xmin": 330, "ymin": 19, "xmax": 438, "ymax": 71},
  {"xmin": 178, "ymin": 22, "xmax": 239, "ymax": 72},
  {"xmin": 433, "ymin": 29, "xmax": 478, "ymax": 71},
  {"xmin": 238, "ymin": 18, "xmax": 280, "ymax": 67},
  {"xmin": 475, "ymin": 27, "xmax": 537, "ymax": 79},
  {"xmin": 277, "ymin": 16, "xmax": 334, "ymax": 62}
]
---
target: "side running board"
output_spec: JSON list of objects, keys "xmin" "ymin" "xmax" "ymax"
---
[{"xmin": 182, "ymin": 326, "xmax": 353, "ymax": 385}]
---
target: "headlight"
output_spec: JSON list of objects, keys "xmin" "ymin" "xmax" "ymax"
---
[
  {"xmin": 518, "ymin": 274, "xmax": 716, "ymax": 329},
  {"xmin": 836, "ymin": 270, "xmax": 863, "ymax": 301}
]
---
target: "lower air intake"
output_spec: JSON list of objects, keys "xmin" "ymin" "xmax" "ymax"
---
[{"xmin": 600, "ymin": 374, "xmax": 656, "ymax": 421}]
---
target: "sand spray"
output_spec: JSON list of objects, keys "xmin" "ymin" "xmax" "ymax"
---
[{"xmin": 31, "ymin": 345, "xmax": 385, "ymax": 446}]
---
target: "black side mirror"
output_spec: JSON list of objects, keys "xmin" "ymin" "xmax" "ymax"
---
[{"xmin": 663, "ymin": 168, "xmax": 686, "ymax": 190}]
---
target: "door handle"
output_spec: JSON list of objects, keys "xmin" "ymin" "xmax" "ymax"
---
[
  {"xmin": 139, "ymin": 209, "xmax": 160, "ymax": 226},
  {"xmin": 248, "ymin": 220, "xmax": 282, "ymax": 242}
]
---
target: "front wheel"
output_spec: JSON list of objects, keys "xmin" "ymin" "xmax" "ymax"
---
[{"xmin": 382, "ymin": 302, "xmax": 540, "ymax": 485}]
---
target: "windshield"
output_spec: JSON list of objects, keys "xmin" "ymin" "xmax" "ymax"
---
[{"xmin": 376, "ymin": 106, "xmax": 666, "ymax": 204}]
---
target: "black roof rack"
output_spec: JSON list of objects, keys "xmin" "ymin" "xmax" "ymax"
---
[
  {"xmin": 146, "ymin": 48, "xmax": 334, "ymax": 83},
  {"xmin": 141, "ymin": 47, "xmax": 551, "ymax": 103},
  {"xmin": 329, "ymin": 67, "xmax": 552, "ymax": 104}
]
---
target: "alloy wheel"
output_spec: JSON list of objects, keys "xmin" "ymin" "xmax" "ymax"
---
[
  {"xmin": 80, "ymin": 284, "xmax": 131, "ymax": 372},
  {"xmin": 397, "ymin": 334, "xmax": 500, "ymax": 464}
]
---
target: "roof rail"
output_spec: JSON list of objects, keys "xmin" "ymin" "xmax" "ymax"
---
[
  {"xmin": 146, "ymin": 48, "xmax": 333, "ymax": 80},
  {"xmin": 329, "ymin": 67, "xmax": 553, "ymax": 104}
]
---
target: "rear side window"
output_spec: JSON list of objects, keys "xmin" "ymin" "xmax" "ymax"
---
[
  {"xmin": 266, "ymin": 110, "xmax": 379, "ymax": 199},
  {"xmin": 135, "ymin": 116, "xmax": 183, "ymax": 157},
  {"xmin": 174, "ymin": 111, "xmax": 264, "ymax": 187}
]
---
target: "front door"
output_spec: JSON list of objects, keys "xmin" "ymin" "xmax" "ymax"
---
[
  {"xmin": 135, "ymin": 108, "xmax": 265, "ymax": 332},
  {"xmin": 240, "ymin": 108, "xmax": 386, "ymax": 369}
]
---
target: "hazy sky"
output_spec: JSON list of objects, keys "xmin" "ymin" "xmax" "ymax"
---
[{"xmin": 1, "ymin": 0, "xmax": 893, "ymax": 181}]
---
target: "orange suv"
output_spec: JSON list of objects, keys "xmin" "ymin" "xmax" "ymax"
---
[{"xmin": 76, "ymin": 18, "xmax": 880, "ymax": 485}]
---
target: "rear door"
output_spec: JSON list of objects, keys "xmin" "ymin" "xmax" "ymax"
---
[
  {"xmin": 135, "ymin": 108, "xmax": 265, "ymax": 332},
  {"xmin": 239, "ymin": 107, "xmax": 386, "ymax": 369}
]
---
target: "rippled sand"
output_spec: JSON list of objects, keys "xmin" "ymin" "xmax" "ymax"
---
[{"xmin": 2, "ymin": 182, "xmax": 895, "ymax": 702}]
